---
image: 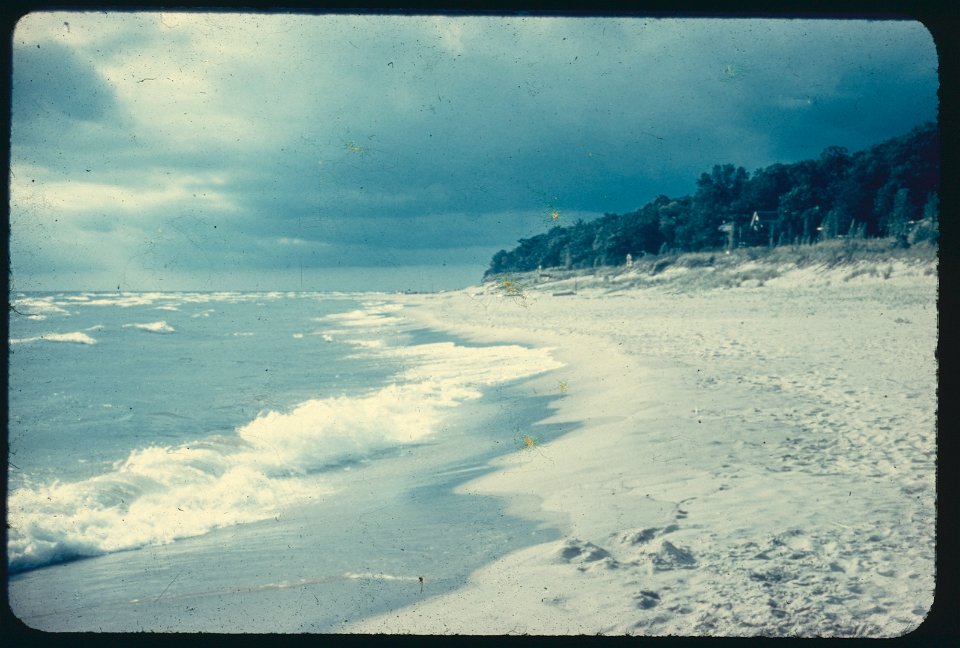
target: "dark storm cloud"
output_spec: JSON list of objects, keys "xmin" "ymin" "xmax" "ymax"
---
[
  {"xmin": 9, "ymin": 13, "xmax": 939, "ymax": 290},
  {"xmin": 12, "ymin": 41, "xmax": 119, "ymax": 124}
]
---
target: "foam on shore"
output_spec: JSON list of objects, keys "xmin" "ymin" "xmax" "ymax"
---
[
  {"xmin": 10, "ymin": 331, "xmax": 98, "ymax": 345},
  {"xmin": 8, "ymin": 301, "xmax": 563, "ymax": 576}
]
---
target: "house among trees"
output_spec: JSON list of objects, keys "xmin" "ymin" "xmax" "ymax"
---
[
  {"xmin": 719, "ymin": 211, "xmax": 781, "ymax": 249},
  {"xmin": 749, "ymin": 210, "xmax": 781, "ymax": 246},
  {"xmin": 749, "ymin": 210, "xmax": 778, "ymax": 232}
]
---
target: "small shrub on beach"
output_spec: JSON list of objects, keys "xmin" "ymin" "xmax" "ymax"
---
[
  {"xmin": 843, "ymin": 266, "xmax": 878, "ymax": 282},
  {"xmin": 489, "ymin": 274, "xmax": 532, "ymax": 307},
  {"xmin": 651, "ymin": 258, "xmax": 675, "ymax": 275},
  {"xmin": 682, "ymin": 254, "xmax": 715, "ymax": 269},
  {"xmin": 731, "ymin": 266, "xmax": 781, "ymax": 288}
]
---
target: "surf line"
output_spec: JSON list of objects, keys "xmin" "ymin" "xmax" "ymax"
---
[{"xmin": 130, "ymin": 572, "xmax": 424, "ymax": 605}]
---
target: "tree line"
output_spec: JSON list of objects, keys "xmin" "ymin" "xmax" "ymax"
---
[{"xmin": 486, "ymin": 122, "xmax": 939, "ymax": 276}]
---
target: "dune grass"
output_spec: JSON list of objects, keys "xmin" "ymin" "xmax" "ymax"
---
[{"xmin": 483, "ymin": 238, "xmax": 937, "ymax": 294}]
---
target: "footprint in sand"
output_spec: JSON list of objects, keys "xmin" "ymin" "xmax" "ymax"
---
[
  {"xmin": 554, "ymin": 538, "xmax": 619, "ymax": 571},
  {"xmin": 652, "ymin": 541, "xmax": 697, "ymax": 571},
  {"xmin": 749, "ymin": 566, "xmax": 796, "ymax": 583},
  {"xmin": 635, "ymin": 590, "xmax": 661, "ymax": 609},
  {"xmin": 615, "ymin": 526, "xmax": 697, "ymax": 571},
  {"xmin": 616, "ymin": 525, "xmax": 679, "ymax": 546},
  {"xmin": 674, "ymin": 497, "xmax": 696, "ymax": 520}
]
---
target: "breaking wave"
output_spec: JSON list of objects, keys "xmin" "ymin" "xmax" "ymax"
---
[
  {"xmin": 10, "ymin": 332, "xmax": 98, "ymax": 345},
  {"xmin": 123, "ymin": 321, "xmax": 176, "ymax": 334},
  {"xmin": 8, "ymin": 308, "xmax": 562, "ymax": 575}
]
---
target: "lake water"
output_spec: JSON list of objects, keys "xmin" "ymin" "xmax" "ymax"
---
[{"xmin": 7, "ymin": 291, "xmax": 567, "ymax": 631}]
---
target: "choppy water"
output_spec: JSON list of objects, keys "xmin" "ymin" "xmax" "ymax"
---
[{"xmin": 7, "ymin": 291, "xmax": 564, "ymax": 590}]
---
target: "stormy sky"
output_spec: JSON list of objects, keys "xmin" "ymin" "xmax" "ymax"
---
[{"xmin": 9, "ymin": 13, "xmax": 938, "ymax": 291}]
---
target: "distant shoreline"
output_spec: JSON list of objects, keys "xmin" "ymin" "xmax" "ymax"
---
[{"xmin": 481, "ymin": 237, "xmax": 937, "ymax": 295}]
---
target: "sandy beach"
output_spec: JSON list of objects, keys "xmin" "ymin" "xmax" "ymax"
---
[
  {"xmin": 6, "ymin": 252, "xmax": 938, "ymax": 637},
  {"xmin": 347, "ymin": 253, "xmax": 938, "ymax": 636}
]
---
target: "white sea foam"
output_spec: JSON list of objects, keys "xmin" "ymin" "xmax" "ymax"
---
[
  {"xmin": 8, "ymin": 300, "xmax": 564, "ymax": 575},
  {"xmin": 123, "ymin": 321, "xmax": 175, "ymax": 333},
  {"xmin": 83, "ymin": 293, "xmax": 174, "ymax": 308},
  {"xmin": 20, "ymin": 291, "xmax": 348, "ymax": 314},
  {"xmin": 10, "ymin": 332, "xmax": 98, "ymax": 345},
  {"xmin": 78, "ymin": 291, "xmax": 257, "ymax": 309},
  {"xmin": 360, "ymin": 301, "xmax": 405, "ymax": 313},
  {"xmin": 346, "ymin": 338, "xmax": 385, "ymax": 349},
  {"xmin": 8, "ymin": 442, "xmax": 325, "ymax": 574},
  {"xmin": 5, "ymin": 378, "xmax": 464, "ymax": 573},
  {"xmin": 387, "ymin": 341, "xmax": 564, "ymax": 387},
  {"xmin": 233, "ymin": 382, "xmax": 464, "ymax": 475},
  {"xmin": 10, "ymin": 296, "xmax": 70, "ymax": 319},
  {"xmin": 316, "ymin": 309, "xmax": 397, "ymax": 327},
  {"xmin": 344, "ymin": 572, "xmax": 420, "ymax": 582}
]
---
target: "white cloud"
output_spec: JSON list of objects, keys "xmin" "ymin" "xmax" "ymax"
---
[
  {"xmin": 11, "ymin": 171, "xmax": 236, "ymax": 217},
  {"xmin": 276, "ymin": 237, "xmax": 332, "ymax": 248}
]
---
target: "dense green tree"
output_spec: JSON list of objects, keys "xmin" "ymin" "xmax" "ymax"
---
[
  {"xmin": 741, "ymin": 163, "xmax": 793, "ymax": 213},
  {"xmin": 891, "ymin": 188, "xmax": 913, "ymax": 244},
  {"xmin": 675, "ymin": 164, "xmax": 748, "ymax": 251}
]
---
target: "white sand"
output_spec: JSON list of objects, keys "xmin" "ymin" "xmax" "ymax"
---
[{"xmin": 347, "ymin": 258, "xmax": 937, "ymax": 636}]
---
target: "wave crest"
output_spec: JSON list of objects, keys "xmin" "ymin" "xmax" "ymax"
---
[
  {"xmin": 8, "ymin": 302, "xmax": 563, "ymax": 574},
  {"xmin": 10, "ymin": 332, "xmax": 98, "ymax": 345}
]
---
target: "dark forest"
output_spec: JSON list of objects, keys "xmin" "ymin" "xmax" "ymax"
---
[{"xmin": 486, "ymin": 123, "xmax": 938, "ymax": 277}]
